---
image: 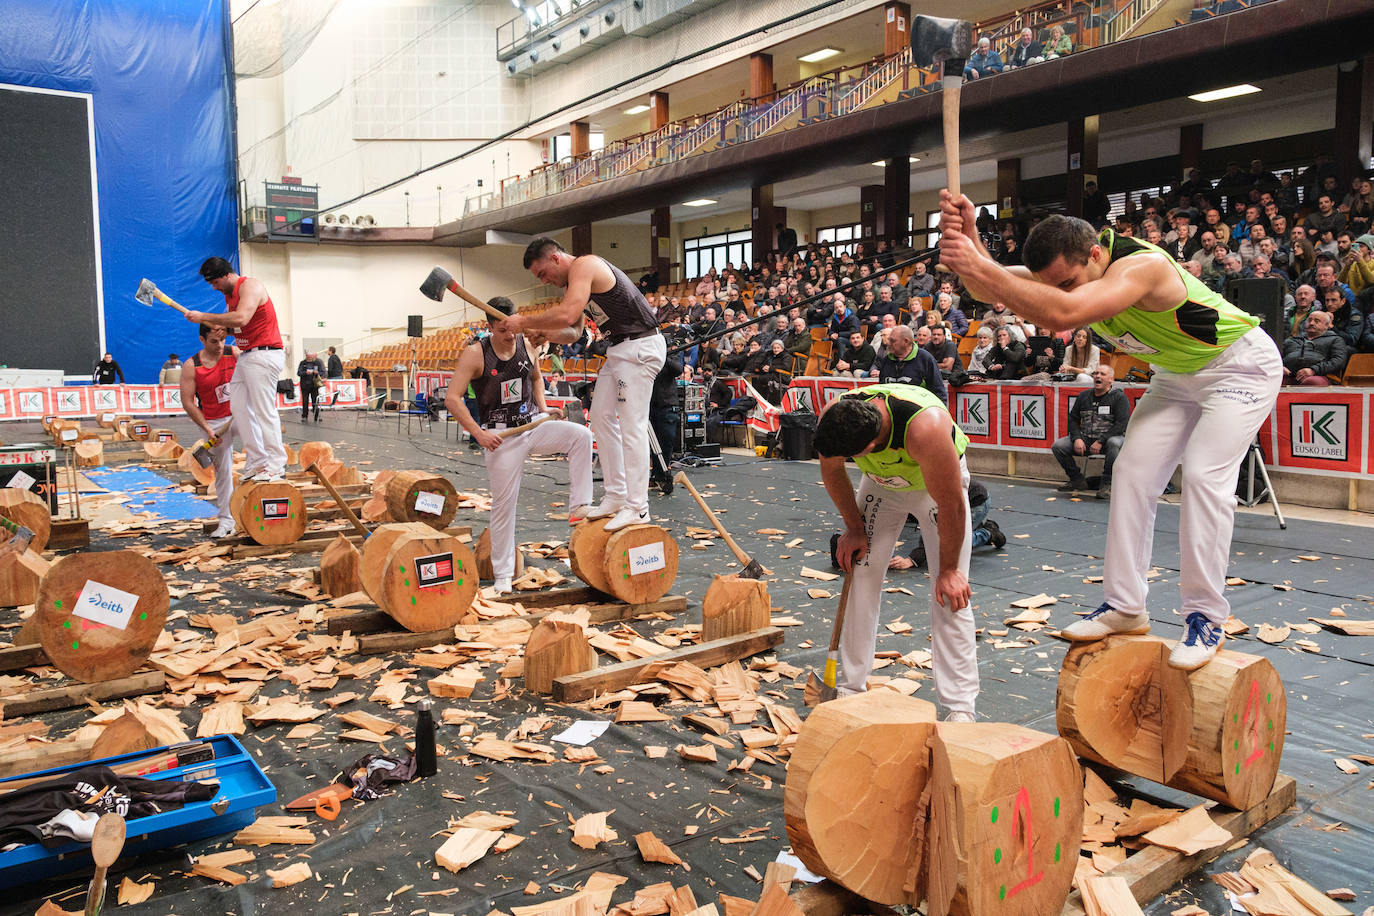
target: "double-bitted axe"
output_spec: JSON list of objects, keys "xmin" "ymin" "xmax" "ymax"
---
[
  {"xmin": 911, "ymin": 15, "xmax": 974, "ymax": 201},
  {"xmin": 419, "ymin": 266, "xmax": 510, "ymax": 323},
  {"xmin": 133, "ymin": 278, "xmax": 192, "ymax": 316}
]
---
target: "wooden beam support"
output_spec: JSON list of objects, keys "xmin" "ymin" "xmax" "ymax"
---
[
  {"xmin": 552, "ymin": 626, "xmax": 784, "ymax": 702},
  {"xmin": 326, "ymin": 584, "xmax": 616, "ymax": 636},
  {"xmin": 0, "ymin": 643, "xmax": 50, "ymax": 673},
  {"xmin": 2, "ymin": 672, "xmax": 166, "ymax": 717}
]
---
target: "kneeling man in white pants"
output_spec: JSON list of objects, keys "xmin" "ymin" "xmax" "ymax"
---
[{"xmin": 446, "ymin": 297, "xmax": 593, "ymax": 594}]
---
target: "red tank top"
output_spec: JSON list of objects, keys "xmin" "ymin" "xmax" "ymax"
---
[
  {"xmin": 193, "ymin": 351, "xmax": 236, "ymax": 421},
  {"xmin": 226, "ymin": 276, "xmax": 283, "ymax": 350}
]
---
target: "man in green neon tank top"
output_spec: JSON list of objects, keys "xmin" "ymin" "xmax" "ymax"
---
[
  {"xmin": 939, "ymin": 193, "xmax": 1281, "ymax": 670},
  {"xmin": 816, "ymin": 384, "xmax": 979, "ymax": 721}
]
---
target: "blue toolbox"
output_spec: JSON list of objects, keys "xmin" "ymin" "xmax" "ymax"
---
[{"xmin": 0, "ymin": 735, "xmax": 276, "ymax": 888}]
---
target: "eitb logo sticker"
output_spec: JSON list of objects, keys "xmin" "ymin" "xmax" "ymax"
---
[
  {"xmin": 415, "ymin": 552, "xmax": 455, "ymax": 588},
  {"xmin": 261, "ymin": 498, "xmax": 290, "ymax": 521}
]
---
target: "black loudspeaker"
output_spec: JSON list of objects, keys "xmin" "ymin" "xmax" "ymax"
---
[
  {"xmin": 1224, "ymin": 278, "xmax": 1286, "ymax": 350},
  {"xmin": 407, "ymin": 315, "xmax": 423, "ymax": 337}
]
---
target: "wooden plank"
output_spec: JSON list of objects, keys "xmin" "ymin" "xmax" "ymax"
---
[
  {"xmin": 356, "ymin": 594, "xmax": 689, "ymax": 655},
  {"xmin": 326, "ymin": 584, "xmax": 610, "ymax": 634},
  {"xmin": 0, "ymin": 739, "xmax": 98, "ymax": 779},
  {"xmin": 552, "ymin": 627, "xmax": 784, "ymax": 702},
  {"xmin": 46, "ymin": 518, "xmax": 90, "ymax": 551},
  {"xmin": 0, "ymin": 643, "xmax": 49, "ymax": 673},
  {"xmin": 1059, "ymin": 773, "xmax": 1298, "ymax": 915},
  {"xmin": 232, "ymin": 525, "xmax": 471, "ymax": 558},
  {"xmin": 2, "ymin": 671, "xmax": 167, "ymax": 717}
]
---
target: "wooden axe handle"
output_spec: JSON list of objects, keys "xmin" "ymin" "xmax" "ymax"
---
[
  {"xmin": 494, "ymin": 412, "xmax": 561, "ymax": 440},
  {"xmin": 673, "ymin": 471, "xmax": 755, "ymax": 569},
  {"xmin": 941, "ymin": 72, "xmax": 962, "ymax": 199},
  {"xmin": 154, "ymin": 289, "xmax": 192, "ymax": 316},
  {"xmin": 444, "ymin": 277, "xmax": 513, "ymax": 323},
  {"xmin": 305, "ymin": 461, "xmax": 369, "ymax": 539}
]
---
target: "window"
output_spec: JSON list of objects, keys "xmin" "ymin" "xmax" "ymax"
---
[
  {"xmin": 816, "ymin": 222, "xmax": 862, "ymax": 257},
  {"xmin": 552, "ymin": 131, "xmax": 604, "ymax": 163},
  {"xmin": 684, "ymin": 228, "xmax": 752, "ymax": 280},
  {"xmin": 924, "ymin": 203, "xmax": 994, "ymax": 246}
]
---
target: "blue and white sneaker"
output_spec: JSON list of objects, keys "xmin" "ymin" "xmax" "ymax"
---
[
  {"xmin": 1169, "ymin": 612, "xmax": 1224, "ymax": 670},
  {"xmin": 1060, "ymin": 602, "xmax": 1151, "ymax": 642}
]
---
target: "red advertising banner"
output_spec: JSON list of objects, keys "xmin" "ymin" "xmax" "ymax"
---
[
  {"xmin": 953, "ymin": 384, "xmax": 998, "ymax": 445},
  {"xmin": 1274, "ymin": 389, "xmax": 1366, "ymax": 476},
  {"xmin": 0, "ymin": 381, "xmax": 369, "ymax": 421}
]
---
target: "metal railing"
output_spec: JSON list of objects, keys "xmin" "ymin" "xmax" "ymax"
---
[{"xmin": 831, "ymin": 46, "xmax": 911, "ymax": 118}]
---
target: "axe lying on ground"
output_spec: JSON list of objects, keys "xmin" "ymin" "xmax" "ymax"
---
[
  {"xmin": 674, "ymin": 471, "xmax": 767, "ymax": 580},
  {"xmin": 418, "ymin": 266, "xmax": 510, "ymax": 323},
  {"xmin": 134, "ymin": 278, "xmax": 192, "ymax": 316},
  {"xmin": 911, "ymin": 14, "xmax": 974, "ymax": 200},
  {"xmin": 305, "ymin": 461, "xmax": 369, "ymax": 540},
  {"xmin": 0, "ymin": 516, "xmax": 36, "ymax": 556}
]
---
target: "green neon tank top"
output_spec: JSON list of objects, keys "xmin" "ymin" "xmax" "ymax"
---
[
  {"xmin": 846, "ymin": 383, "xmax": 967, "ymax": 492},
  {"xmin": 1089, "ymin": 228, "xmax": 1258, "ymax": 373}
]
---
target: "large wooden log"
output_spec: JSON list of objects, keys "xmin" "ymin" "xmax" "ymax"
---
[
  {"xmin": 0, "ymin": 550, "xmax": 48, "ymax": 607},
  {"xmin": 35, "ymin": 550, "xmax": 170, "ymax": 683},
  {"xmin": 385, "ymin": 470, "xmax": 460, "ymax": 529},
  {"xmin": 75, "ymin": 437, "xmax": 104, "ymax": 468},
  {"xmin": 0, "ymin": 488, "xmax": 51, "ymax": 553},
  {"xmin": 784, "ymin": 692, "xmax": 938, "ymax": 906},
  {"xmin": 1056, "ymin": 636, "xmax": 1194, "ymax": 785},
  {"xmin": 926, "ymin": 723, "xmax": 1083, "ymax": 916},
  {"xmin": 359, "ymin": 522, "xmax": 478, "ymax": 632},
  {"xmin": 598, "ymin": 524, "xmax": 680, "ymax": 605},
  {"xmin": 231, "ymin": 480, "xmax": 308, "ymax": 546},
  {"xmin": 1057, "ymin": 635, "xmax": 1286, "ymax": 809},
  {"xmin": 702, "ymin": 574, "xmax": 770, "ymax": 642},
  {"xmin": 320, "ymin": 533, "xmax": 363, "ymax": 597},
  {"xmin": 296, "ymin": 441, "xmax": 334, "ymax": 470},
  {"xmin": 523, "ymin": 614, "xmax": 596, "ymax": 694},
  {"xmin": 569, "ymin": 519, "xmax": 615, "ymax": 594}
]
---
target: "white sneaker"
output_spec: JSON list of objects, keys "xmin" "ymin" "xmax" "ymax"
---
[
  {"xmin": 584, "ymin": 500, "xmax": 622, "ymax": 520},
  {"xmin": 258, "ymin": 472, "xmax": 286, "ymax": 483},
  {"xmin": 944, "ymin": 710, "xmax": 976, "ymax": 723},
  {"xmin": 210, "ymin": 521, "xmax": 236, "ymax": 539},
  {"xmin": 492, "ymin": 577, "xmax": 512, "ymax": 595},
  {"xmin": 567, "ymin": 505, "xmax": 590, "ymax": 526},
  {"xmin": 1169, "ymin": 613, "xmax": 1224, "ymax": 670},
  {"xmin": 1061, "ymin": 602, "xmax": 1151, "ymax": 642},
  {"xmin": 604, "ymin": 507, "xmax": 649, "ymax": 531}
]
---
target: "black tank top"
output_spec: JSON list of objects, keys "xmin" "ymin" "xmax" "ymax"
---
[
  {"xmin": 474, "ymin": 335, "xmax": 537, "ymax": 428},
  {"xmin": 586, "ymin": 258, "xmax": 658, "ymax": 341}
]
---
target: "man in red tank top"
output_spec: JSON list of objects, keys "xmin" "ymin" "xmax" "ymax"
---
[
  {"xmin": 186, "ymin": 257, "xmax": 287, "ymax": 482},
  {"xmin": 180, "ymin": 324, "xmax": 240, "ymax": 538}
]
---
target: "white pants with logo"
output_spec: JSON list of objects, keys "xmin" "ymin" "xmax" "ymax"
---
[
  {"xmin": 229, "ymin": 347, "xmax": 287, "ymax": 477},
  {"xmin": 207, "ymin": 415, "xmax": 237, "ymax": 525},
  {"xmin": 482, "ymin": 417, "xmax": 593, "ymax": 580},
  {"xmin": 840, "ymin": 461, "xmax": 978, "ymax": 716},
  {"xmin": 590, "ymin": 334, "xmax": 667, "ymax": 513},
  {"xmin": 1104, "ymin": 327, "xmax": 1281, "ymax": 626}
]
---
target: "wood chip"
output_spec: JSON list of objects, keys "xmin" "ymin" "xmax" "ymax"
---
[
  {"xmin": 267, "ymin": 861, "xmax": 314, "ymax": 888},
  {"xmin": 117, "ymin": 877, "xmax": 155, "ymax": 905},
  {"xmin": 1141, "ymin": 805, "xmax": 1232, "ymax": 855},
  {"xmin": 571, "ymin": 811, "xmax": 618, "ymax": 849},
  {"xmin": 800, "ymin": 567, "xmax": 838, "ymax": 581},
  {"xmin": 436, "ymin": 828, "xmax": 501, "ymax": 872},
  {"xmin": 1256, "ymin": 623, "xmax": 1291, "ymax": 644},
  {"xmin": 636, "ymin": 830, "xmax": 684, "ymax": 866}
]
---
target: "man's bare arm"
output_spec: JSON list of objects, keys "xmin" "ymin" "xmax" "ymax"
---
[{"xmin": 905, "ymin": 410, "xmax": 971, "ymax": 610}]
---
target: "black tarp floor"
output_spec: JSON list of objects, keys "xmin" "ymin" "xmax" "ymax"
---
[{"xmin": 4, "ymin": 411, "xmax": 1371, "ymax": 916}]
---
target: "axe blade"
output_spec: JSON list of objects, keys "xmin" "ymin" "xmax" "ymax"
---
[
  {"xmin": 134, "ymin": 278, "xmax": 158, "ymax": 307},
  {"xmin": 911, "ymin": 14, "xmax": 974, "ymax": 70},
  {"xmin": 419, "ymin": 266, "xmax": 453, "ymax": 302},
  {"xmin": 739, "ymin": 558, "xmax": 766, "ymax": 581}
]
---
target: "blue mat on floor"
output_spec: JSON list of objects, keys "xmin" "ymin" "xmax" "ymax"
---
[{"xmin": 83, "ymin": 467, "xmax": 217, "ymax": 521}]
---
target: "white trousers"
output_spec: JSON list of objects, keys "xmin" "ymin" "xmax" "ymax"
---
[
  {"xmin": 482, "ymin": 417, "xmax": 593, "ymax": 580},
  {"xmin": 590, "ymin": 334, "xmax": 667, "ymax": 513},
  {"xmin": 229, "ymin": 348, "xmax": 287, "ymax": 477},
  {"xmin": 840, "ymin": 461, "xmax": 978, "ymax": 715},
  {"xmin": 207, "ymin": 415, "xmax": 237, "ymax": 524},
  {"xmin": 1104, "ymin": 328, "xmax": 1281, "ymax": 626}
]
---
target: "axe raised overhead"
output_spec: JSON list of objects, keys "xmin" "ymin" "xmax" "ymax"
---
[
  {"xmin": 419, "ymin": 266, "xmax": 510, "ymax": 323},
  {"xmin": 911, "ymin": 15, "xmax": 974, "ymax": 200},
  {"xmin": 133, "ymin": 278, "xmax": 192, "ymax": 316}
]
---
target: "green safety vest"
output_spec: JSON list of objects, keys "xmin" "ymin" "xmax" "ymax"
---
[
  {"xmin": 846, "ymin": 383, "xmax": 967, "ymax": 492},
  {"xmin": 1090, "ymin": 228, "xmax": 1259, "ymax": 373}
]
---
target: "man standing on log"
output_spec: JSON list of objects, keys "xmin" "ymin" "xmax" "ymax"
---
[
  {"xmin": 815, "ymin": 384, "xmax": 979, "ymax": 722},
  {"xmin": 501, "ymin": 237, "xmax": 666, "ymax": 532},
  {"xmin": 186, "ymin": 257, "xmax": 288, "ymax": 483},
  {"xmin": 180, "ymin": 324, "xmax": 239, "ymax": 540},
  {"xmin": 938, "ymin": 193, "xmax": 1282, "ymax": 670},
  {"xmin": 445, "ymin": 297, "xmax": 593, "ymax": 595}
]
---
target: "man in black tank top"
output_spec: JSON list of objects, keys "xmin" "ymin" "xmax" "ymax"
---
[
  {"xmin": 446, "ymin": 296, "xmax": 593, "ymax": 594},
  {"xmin": 502, "ymin": 237, "xmax": 668, "ymax": 532}
]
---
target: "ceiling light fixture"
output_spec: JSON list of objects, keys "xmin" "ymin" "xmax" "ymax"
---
[
  {"xmin": 799, "ymin": 47, "xmax": 843, "ymax": 64},
  {"xmin": 623, "ymin": 104, "xmax": 651, "ymax": 115},
  {"xmin": 681, "ymin": 198, "xmax": 716, "ymax": 207},
  {"xmin": 1188, "ymin": 84, "xmax": 1261, "ymax": 102}
]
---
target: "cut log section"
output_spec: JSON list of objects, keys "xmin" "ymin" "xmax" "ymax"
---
[
  {"xmin": 359, "ymin": 522, "xmax": 478, "ymax": 632},
  {"xmin": 296, "ymin": 441, "xmax": 334, "ymax": 470},
  {"xmin": 1057, "ymin": 635, "xmax": 1286, "ymax": 809},
  {"xmin": 127, "ymin": 421, "xmax": 153, "ymax": 442},
  {"xmin": 523, "ymin": 615, "xmax": 596, "ymax": 694},
  {"xmin": 784, "ymin": 691, "xmax": 938, "ymax": 906},
  {"xmin": 569, "ymin": 519, "xmax": 615, "ymax": 594},
  {"xmin": 0, "ymin": 550, "xmax": 49, "ymax": 607},
  {"xmin": 926, "ymin": 722, "xmax": 1083, "ymax": 916},
  {"xmin": 599, "ymin": 524, "xmax": 680, "ymax": 605},
  {"xmin": 230, "ymin": 481, "xmax": 308, "ymax": 546},
  {"xmin": 475, "ymin": 528, "xmax": 524, "ymax": 582},
  {"xmin": 177, "ymin": 446, "xmax": 217, "ymax": 487},
  {"xmin": 142, "ymin": 440, "xmax": 182, "ymax": 461},
  {"xmin": 1056, "ymin": 636, "xmax": 1194, "ymax": 785},
  {"xmin": 320, "ymin": 533, "xmax": 363, "ymax": 597},
  {"xmin": 702, "ymin": 574, "xmax": 770, "ymax": 642},
  {"xmin": 75, "ymin": 438, "xmax": 104, "ymax": 468},
  {"xmin": 385, "ymin": 470, "xmax": 459, "ymax": 529},
  {"xmin": 35, "ymin": 549, "xmax": 170, "ymax": 683},
  {"xmin": 0, "ymin": 487, "xmax": 51, "ymax": 553}
]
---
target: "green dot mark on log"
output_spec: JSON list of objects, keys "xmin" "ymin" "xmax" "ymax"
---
[
  {"xmin": 72, "ymin": 641, "xmax": 79, "ymax": 650},
  {"xmin": 990, "ymin": 806, "xmax": 998, "ymax": 824},
  {"xmin": 993, "ymin": 848, "xmax": 1001, "ymax": 864},
  {"xmin": 1054, "ymin": 797, "xmax": 1060, "ymax": 817},
  {"xmin": 54, "ymin": 599, "xmax": 62, "ymax": 609},
  {"xmin": 63, "ymin": 620, "xmax": 71, "ymax": 629}
]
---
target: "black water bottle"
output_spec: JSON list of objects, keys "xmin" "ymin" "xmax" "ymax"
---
[{"xmin": 415, "ymin": 698, "xmax": 437, "ymax": 778}]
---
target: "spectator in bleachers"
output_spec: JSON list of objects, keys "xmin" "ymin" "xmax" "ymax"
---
[
  {"xmin": 827, "ymin": 296, "xmax": 858, "ymax": 343},
  {"xmin": 1027, "ymin": 332, "xmax": 1065, "ymax": 377},
  {"xmin": 1340, "ymin": 234, "xmax": 1374, "ymax": 296},
  {"xmin": 1306, "ymin": 193, "xmax": 1345, "ymax": 241},
  {"xmin": 587, "ymin": 329, "xmax": 609, "ymax": 359},
  {"xmin": 925, "ymin": 323, "xmax": 959, "ymax": 376},
  {"xmin": 1286, "ymin": 284, "xmax": 1320, "ymax": 338},
  {"xmin": 806, "ymin": 290, "xmax": 836, "ymax": 327},
  {"xmin": 752, "ymin": 340, "xmax": 792, "ymax": 405},
  {"xmin": 1052, "ymin": 364, "xmax": 1130, "ymax": 497},
  {"xmin": 1007, "ymin": 27, "xmax": 1043, "ymax": 68},
  {"xmin": 1346, "ymin": 178, "xmax": 1372, "ymax": 236},
  {"xmin": 1356, "ymin": 287, "xmax": 1374, "ymax": 354},
  {"xmin": 986, "ymin": 326, "xmax": 1027, "ymax": 380},
  {"xmin": 722, "ymin": 338, "xmax": 763, "ymax": 376},
  {"xmin": 1282, "ymin": 309, "xmax": 1348, "ymax": 386},
  {"xmin": 1045, "ymin": 22, "xmax": 1073, "ymax": 58},
  {"xmin": 784, "ymin": 316, "xmax": 812, "ymax": 365},
  {"xmin": 1163, "ymin": 209, "xmax": 1200, "ymax": 261},
  {"xmin": 980, "ymin": 301, "xmax": 1012, "ymax": 326},
  {"xmin": 1325, "ymin": 286, "xmax": 1364, "ymax": 350},
  {"xmin": 967, "ymin": 326, "xmax": 996, "ymax": 377},
  {"xmin": 1189, "ymin": 231, "xmax": 1222, "ymax": 271},
  {"xmin": 1313, "ymin": 262, "xmax": 1355, "ymax": 310},
  {"xmin": 906, "ymin": 260, "xmax": 936, "ymax": 299},
  {"xmin": 1201, "ymin": 208, "xmax": 1230, "ymax": 247},
  {"xmin": 873, "ymin": 325, "xmax": 946, "ymax": 400},
  {"xmin": 936, "ymin": 292, "xmax": 970, "ymax": 337},
  {"xmin": 1272, "ymin": 170, "xmax": 1301, "ymax": 215},
  {"xmin": 963, "ymin": 36, "xmax": 1003, "ymax": 79},
  {"xmin": 1083, "ymin": 180, "xmax": 1111, "ymax": 230},
  {"xmin": 885, "ymin": 272, "xmax": 908, "ymax": 309},
  {"xmin": 833, "ymin": 330, "xmax": 876, "ymax": 378},
  {"xmin": 1238, "ymin": 224, "xmax": 1270, "ymax": 267},
  {"xmin": 1061, "ymin": 326, "xmax": 1100, "ymax": 383}
]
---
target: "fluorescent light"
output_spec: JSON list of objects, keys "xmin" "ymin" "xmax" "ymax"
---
[
  {"xmin": 871, "ymin": 157, "xmax": 922, "ymax": 166},
  {"xmin": 623, "ymin": 104, "xmax": 650, "ymax": 115},
  {"xmin": 681, "ymin": 198, "xmax": 716, "ymax": 207},
  {"xmin": 1188, "ymin": 84, "xmax": 1261, "ymax": 103},
  {"xmin": 799, "ymin": 47, "xmax": 843, "ymax": 64},
  {"xmin": 909, "ymin": 156, "xmax": 920, "ymax": 163}
]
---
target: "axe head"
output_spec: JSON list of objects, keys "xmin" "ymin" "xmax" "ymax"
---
[
  {"xmin": 739, "ymin": 558, "xmax": 766, "ymax": 580},
  {"xmin": 134, "ymin": 278, "xmax": 159, "ymax": 307},
  {"xmin": 911, "ymin": 15, "xmax": 974, "ymax": 70},
  {"xmin": 0, "ymin": 519, "xmax": 34, "ymax": 555},
  {"xmin": 419, "ymin": 266, "xmax": 453, "ymax": 302}
]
